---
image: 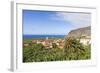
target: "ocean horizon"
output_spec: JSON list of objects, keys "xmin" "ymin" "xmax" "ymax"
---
[{"xmin": 23, "ymin": 34, "xmax": 66, "ymax": 39}]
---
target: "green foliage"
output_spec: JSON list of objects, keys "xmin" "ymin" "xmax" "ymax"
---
[
  {"xmin": 52, "ymin": 43, "xmax": 58, "ymax": 48},
  {"xmin": 64, "ymin": 37, "xmax": 91, "ymax": 60},
  {"xmin": 23, "ymin": 38, "xmax": 91, "ymax": 62}
]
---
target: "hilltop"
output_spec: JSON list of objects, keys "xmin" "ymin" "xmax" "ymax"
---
[{"xmin": 66, "ymin": 26, "xmax": 91, "ymax": 38}]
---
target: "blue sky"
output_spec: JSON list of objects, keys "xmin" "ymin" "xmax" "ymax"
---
[{"xmin": 23, "ymin": 10, "xmax": 91, "ymax": 35}]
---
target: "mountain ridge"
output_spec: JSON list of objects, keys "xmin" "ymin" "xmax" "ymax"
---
[{"xmin": 66, "ymin": 26, "xmax": 91, "ymax": 38}]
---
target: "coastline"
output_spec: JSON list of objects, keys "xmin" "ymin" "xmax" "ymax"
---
[{"xmin": 23, "ymin": 34, "xmax": 66, "ymax": 39}]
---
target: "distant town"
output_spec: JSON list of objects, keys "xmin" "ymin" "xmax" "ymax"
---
[
  {"xmin": 24, "ymin": 37, "xmax": 65, "ymax": 49},
  {"xmin": 24, "ymin": 35, "xmax": 91, "ymax": 50}
]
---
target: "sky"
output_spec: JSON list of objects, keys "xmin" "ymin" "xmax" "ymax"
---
[{"xmin": 23, "ymin": 10, "xmax": 91, "ymax": 35}]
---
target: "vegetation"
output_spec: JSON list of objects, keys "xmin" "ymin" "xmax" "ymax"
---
[
  {"xmin": 23, "ymin": 38, "xmax": 91, "ymax": 62},
  {"xmin": 64, "ymin": 37, "xmax": 91, "ymax": 60}
]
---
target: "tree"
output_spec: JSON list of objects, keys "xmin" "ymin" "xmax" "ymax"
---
[
  {"xmin": 64, "ymin": 37, "xmax": 85, "ymax": 60},
  {"xmin": 52, "ymin": 43, "xmax": 58, "ymax": 48}
]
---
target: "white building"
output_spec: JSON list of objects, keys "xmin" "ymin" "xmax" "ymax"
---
[{"xmin": 80, "ymin": 38, "xmax": 91, "ymax": 45}]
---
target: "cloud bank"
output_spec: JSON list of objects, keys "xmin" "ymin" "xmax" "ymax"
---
[{"xmin": 51, "ymin": 12, "xmax": 91, "ymax": 29}]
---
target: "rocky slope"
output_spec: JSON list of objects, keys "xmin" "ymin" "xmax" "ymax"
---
[{"xmin": 66, "ymin": 26, "xmax": 91, "ymax": 38}]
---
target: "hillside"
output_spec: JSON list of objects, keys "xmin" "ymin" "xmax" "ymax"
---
[{"xmin": 66, "ymin": 26, "xmax": 91, "ymax": 38}]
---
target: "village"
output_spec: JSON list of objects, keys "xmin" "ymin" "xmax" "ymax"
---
[
  {"xmin": 24, "ymin": 35, "xmax": 91, "ymax": 49},
  {"xmin": 24, "ymin": 37, "xmax": 65, "ymax": 49}
]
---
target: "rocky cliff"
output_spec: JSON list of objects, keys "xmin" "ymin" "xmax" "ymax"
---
[{"xmin": 66, "ymin": 26, "xmax": 91, "ymax": 38}]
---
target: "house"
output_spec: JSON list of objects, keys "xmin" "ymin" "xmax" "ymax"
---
[
  {"xmin": 23, "ymin": 43, "xmax": 29, "ymax": 46},
  {"xmin": 79, "ymin": 37, "xmax": 91, "ymax": 45}
]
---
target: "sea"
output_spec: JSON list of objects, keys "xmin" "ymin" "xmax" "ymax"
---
[{"xmin": 23, "ymin": 35, "xmax": 65, "ymax": 39}]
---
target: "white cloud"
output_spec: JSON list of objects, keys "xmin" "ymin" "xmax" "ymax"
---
[{"xmin": 51, "ymin": 12, "xmax": 91, "ymax": 29}]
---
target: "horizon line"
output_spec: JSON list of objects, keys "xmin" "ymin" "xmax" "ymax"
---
[{"xmin": 23, "ymin": 34, "xmax": 67, "ymax": 35}]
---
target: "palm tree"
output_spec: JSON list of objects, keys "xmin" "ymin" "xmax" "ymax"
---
[{"xmin": 64, "ymin": 37, "xmax": 85, "ymax": 60}]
